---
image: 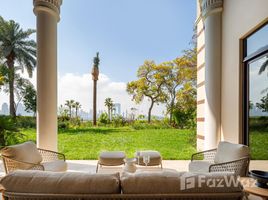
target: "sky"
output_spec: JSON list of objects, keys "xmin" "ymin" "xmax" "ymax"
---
[{"xmin": 0, "ymin": 0, "xmax": 196, "ymax": 116}]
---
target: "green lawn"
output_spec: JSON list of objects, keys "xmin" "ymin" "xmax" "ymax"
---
[
  {"xmin": 250, "ymin": 131, "xmax": 268, "ymax": 160},
  {"xmin": 20, "ymin": 127, "xmax": 268, "ymax": 160},
  {"xmin": 21, "ymin": 127, "xmax": 196, "ymax": 160}
]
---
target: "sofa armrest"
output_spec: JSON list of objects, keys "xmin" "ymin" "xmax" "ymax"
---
[
  {"xmin": 209, "ymin": 157, "xmax": 250, "ymax": 176},
  {"xmin": 38, "ymin": 148, "xmax": 65, "ymax": 162},
  {"xmin": 1, "ymin": 156, "xmax": 44, "ymax": 174},
  {"xmin": 191, "ymin": 148, "xmax": 217, "ymax": 162}
]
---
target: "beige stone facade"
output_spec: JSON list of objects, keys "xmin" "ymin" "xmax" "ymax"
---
[{"xmin": 196, "ymin": 0, "xmax": 268, "ymax": 150}]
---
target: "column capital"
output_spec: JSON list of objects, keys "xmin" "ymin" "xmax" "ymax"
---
[
  {"xmin": 33, "ymin": 0, "xmax": 62, "ymax": 21},
  {"xmin": 201, "ymin": 0, "xmax": 223, "ymax": 19}
]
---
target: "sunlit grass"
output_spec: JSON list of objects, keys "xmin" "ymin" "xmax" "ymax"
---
[{"xmin": 21, "ymin": 127, "xmax": 196, "ymax": 160}]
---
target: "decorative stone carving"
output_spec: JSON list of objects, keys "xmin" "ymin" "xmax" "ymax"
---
[
  {"xmin": 33, "ymin": 0, "xmax": 62, "ymax": 20},
  {"xmin": 201, "ymin": 0, "xmax": 223, "ymax": 19}
]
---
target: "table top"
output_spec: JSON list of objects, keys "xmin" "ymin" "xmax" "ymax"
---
[{"xmin": 240, "ymin": 177, "xmax": 268, "ymax": 198}]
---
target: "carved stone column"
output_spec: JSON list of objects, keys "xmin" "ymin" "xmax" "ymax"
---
[
  {"xmin": 33, "ymin": 0, "xmax": 62, "ymax": 151},
  {"xmin": 201, "ymin": 0, "xmax": 223, "ymax": 149}
]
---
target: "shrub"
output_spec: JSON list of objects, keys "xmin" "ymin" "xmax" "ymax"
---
[
  {"xmin": 173, "ymin": 108, "xmax": 196, "ymax": 129},
  {"xmin": 58, "ymin": 121, "xmax": 70, "ymax": 129},
  {"xmin": 131, "ymin": 120, "xmax": 171, "ymax": 130},
  {"xmin": 16, "ymin": 116, "xmax": 36, "ymax": 128},
  {"xmin": 249, "ymin": 116, "xmax": 268, "ymax": 132},
  {"xmin": 112, "ymin": 115, "xmax": 126, "ymax": 127},
  {"xmin": 0, "ymin": 116, "xmax": 24, "ymax": 147},
  {"xmin": 98, "ymin": 112, "xmax": 109, "ymax": 124}
]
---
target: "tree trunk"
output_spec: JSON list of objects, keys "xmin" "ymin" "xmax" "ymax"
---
[
  {"xmin": 7, "ymin": 58, "xmax": 16, "ymax": 118},
  {"xmin": 93, "ymin": 80, "xmax": 97, "ymax": 126},
  {"xmin": 169, "ymin": 97, "xmax": 175, "ymax": 125},
  {"xmin": 69, "ymin": 107, "xmax": 72, "ymax": 118},
  {"xmin": 148, "ymin": 100, "xmax": 154, "ymax": 123},
  {"xmin": 108, "ymin": 108, "xmax": 111, "ymax": 122}
]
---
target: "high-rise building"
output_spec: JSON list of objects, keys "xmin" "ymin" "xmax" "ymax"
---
[
  {"xmin": 113, "ymin": 103, "xmax": 121, "ymax": 115},
  {"xmin": 1, "ymin": 103, "xmax": 9, "ymax": 115}
]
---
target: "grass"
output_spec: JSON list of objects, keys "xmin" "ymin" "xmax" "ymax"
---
[
  {"xmin": 20, "ymin": 126, "xmax": 268, "ymax": 160},
  {"xmin": 250, "ymin": 131, "xmax": 268, "ymax": 160},
  {"xmin": 21, "ymin": 127, "xmax": 196, "ymax": 160}
]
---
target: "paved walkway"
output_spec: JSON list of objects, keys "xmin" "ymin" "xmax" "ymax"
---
[{"xmin": 66, "ymin": 160, "xmax": 268, "ymax": 174}]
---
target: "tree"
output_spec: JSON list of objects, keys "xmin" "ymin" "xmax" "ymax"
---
[
  {"xmin": 127, "ymin": 61, "xmax": 166, "ymax": 123},
  {"xmin": 259, "ymin": 56, "xmax": 268, "ymax": 94},
  {"xmin": 0, "ymin": 64, "xmax": 35, "ymax": 115},
  {"xmin": 0, "ymin": 65, "xmax": 4, "ymax": 89},
  {"xmin": 74, "ymin": 101, "xmax": 82, "ymax": 117},
  {"xmin": 104, "ymin": 97, "xmax": 113, "ymax": 121},
  {"xmin": 173, "ymin": 82, "xmax": 197, "ymax": 129},
  {"xmin": 256, "ymin": 93, "xmax": 268, "ymax": 113},
  {"xmin": 65, "ymin": 100, "xmax": 75, "ymax": 118},
  {"xmin": 163, "ymin": 48, "xmax": 197, "ymax": 124},
  {"xmin": 22, "ymin": 83, "xmax": 36, "ymax": 116},
  {"xmin": 0, "ymin": 16, "xmax": 36, "ymax": 117}
]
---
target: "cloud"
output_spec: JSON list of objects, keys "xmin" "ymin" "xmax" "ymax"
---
[{"xmin": 0, "ymin": 71, "xmax": 166, "ymax": 117}]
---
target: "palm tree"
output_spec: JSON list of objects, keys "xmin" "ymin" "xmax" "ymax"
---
[
  {"xmin": 65, "ymin": 100, "xmax": 75, "ymax": 118},
  {"xmin": 104, "ymin": 97, "xmax": 113, "ymax": 121},
  {"xmin": 74, "ymin": 101, "xmax": 81, "ymax": 117},
  {"xmin": 0, "ymin": 16, "xmax": 36, "ymax": 117}
]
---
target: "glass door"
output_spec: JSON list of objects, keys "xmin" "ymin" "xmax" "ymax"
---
[{"xmin": 247, "ymin": 54, "xmax": 268, "ymax": 159}]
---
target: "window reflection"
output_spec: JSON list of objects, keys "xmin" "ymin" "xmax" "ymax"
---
[
  {"xmin": 246, "ymin": 23, "xmax": 268, "ymax": 56},
  {"xmin": 248, "ymin": 54, "xmax": 268, "ymax": 160}
]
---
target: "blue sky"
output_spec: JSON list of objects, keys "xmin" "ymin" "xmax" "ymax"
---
[{"xmin": 0, "ymin": 0, "xmax": 196, "ymax": 116}]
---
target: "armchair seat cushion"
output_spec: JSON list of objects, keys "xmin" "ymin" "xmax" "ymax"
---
[
  {"xmin": 42, "ymin": 160, "xmax": 67, "ymax": 172},
  {"xmin": 188, "ymin": 161, "xmax": 211, "ymax": 173}
]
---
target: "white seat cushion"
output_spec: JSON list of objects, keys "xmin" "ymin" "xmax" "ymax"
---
[
  {"xmin": 42, "ymin": 160, "xmax": 67, "ymax": 172},
  {"xmin": 135, "ymin": 150, "xmax": 162, "ymax": 166},
  {"xmin": 214, "ymin": 141, "xmax": 249, "ymax": 163},
  {"xmin": 99, "ymin": 151, "xmax": 126, "ymax": 166},
  {"xmin": 188, "ymin": 161, "xmax": 211, "ymax": 173}
]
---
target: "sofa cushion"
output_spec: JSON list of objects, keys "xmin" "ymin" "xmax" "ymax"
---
[
  {"xmin": 121, "ymin": 171, "xmax": 184, "ymax": 194},
  {"xmin": 214, "ymin": 141, "xmax": 249, "ymax": 163},
  {"xmin": 0, "ymin": 170, "xmax": 121, "ymax": 194},
  {"xmin": 0, "ymin": 141, "xmax": 42, "ymax": 169},
  {"xmin": 121, "ymin": 171, "xmax": 242, "ymax": 194},
  {"xmin": 42, "ymin": 160, "xmax": 67, "ymax": 172},
  {"xmin": 188, "ymin": 161, "xmax": 211, "ymax": 173}
]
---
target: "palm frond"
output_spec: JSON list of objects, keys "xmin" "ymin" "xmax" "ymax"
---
[{"xmin": 259, "ymin": 57, "xmax": 268, "ymax": 75}]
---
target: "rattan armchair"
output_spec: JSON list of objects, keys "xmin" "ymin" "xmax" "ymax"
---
[
  {"xmin": 189, "ymin": 142, "xmax": 250, "ymax": 176},
  {"xmin": 1, "ymin": 142, "xmax": 67, "ymax": 174}
]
